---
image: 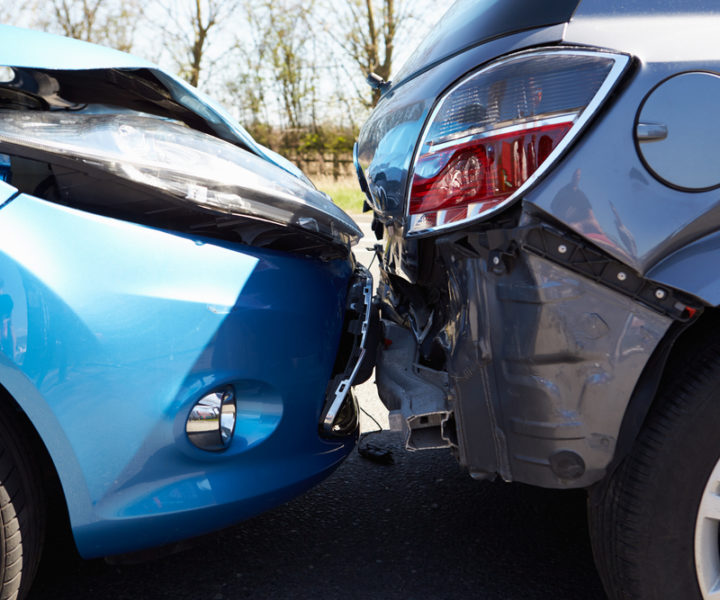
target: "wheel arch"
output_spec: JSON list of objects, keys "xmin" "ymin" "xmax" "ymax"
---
[
  {"xmin": 0, "ymin": 365, "xmax": 83, "ymax": 552},
  {"xmin": 609, "ymin": 224, "xmax": 720, "ymax": 476},
  {"xmin": 610, "ymin": 307, "xmax": 720, "ymax": 479}
]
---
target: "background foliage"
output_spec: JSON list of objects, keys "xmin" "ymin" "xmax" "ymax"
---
[{"xmin": 1, "ymin": 0, "xmax": 445, "ymax": 210}]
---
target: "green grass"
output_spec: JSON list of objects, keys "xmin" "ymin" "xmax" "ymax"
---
[{"xmin": 313, "ymin": 175, "xmax": 366, "ymax": 215}]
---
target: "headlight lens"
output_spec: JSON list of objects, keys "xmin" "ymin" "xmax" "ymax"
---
[
  {"xmin": 0, "ymin": 111, "xmax": 361, "ymax": 247},
  {"xmin": 407, "ymin": 48, "xmax": 630, "ymax": 235}
]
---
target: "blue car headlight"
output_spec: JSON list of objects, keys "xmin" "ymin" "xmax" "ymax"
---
[{"xmin": 0, "ymin": 109, "xmax": 361, "ymax": 248}]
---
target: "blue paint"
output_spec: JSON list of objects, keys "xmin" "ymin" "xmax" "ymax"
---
[
  {"xmin": 0, "ymin": 194, "xmax": 355, "ymax": 557},
  {"xmin": 0, "ymin": 25, "xmax": 153, "ymax": 70},
  {"xmin": 0, "ymin": 154, "xmax": 9, "ymax": 183}
]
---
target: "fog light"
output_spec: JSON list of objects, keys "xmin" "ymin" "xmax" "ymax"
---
[{"xmin": 186, "ymin": 386, "xmax": 236, "ymax": 451}]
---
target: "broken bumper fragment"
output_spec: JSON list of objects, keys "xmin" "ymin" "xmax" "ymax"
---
[
  {"xmin": 320, "ymin": 265, "xmax": 376, "ymax": 436},
  {"xmin": 374, "ymin": 218, "xmax": 702, "ymax": 488},
  {"xmin": 377, "ymin": 321, "xmax": 455, "ymax": 451}
]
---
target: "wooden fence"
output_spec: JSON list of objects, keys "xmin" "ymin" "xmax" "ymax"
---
[{"xmin": 287, "ymin": 152, "xmax": 354, "ymax": 179}]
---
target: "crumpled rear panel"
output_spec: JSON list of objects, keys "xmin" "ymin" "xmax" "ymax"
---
[{"xmin": 436, "ymin": 240, "xmax": 671, "ymax": 487}]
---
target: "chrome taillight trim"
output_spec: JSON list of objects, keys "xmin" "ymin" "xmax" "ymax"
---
[
  {"xmin": 405, "ymin": 47, "xmax": 631, "ymax": 237},
  {"xmin": 426, "ymin": 112, "xmax": 579, "ymax": 154}
]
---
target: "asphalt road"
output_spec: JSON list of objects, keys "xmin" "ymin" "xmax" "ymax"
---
[
  {"xmin": 28, "ymin": 217, "xmax": 607, "ymax": 599},
  {"xmin": 29, "ymin": 433, "xmax": 605, "ymax": 599}
]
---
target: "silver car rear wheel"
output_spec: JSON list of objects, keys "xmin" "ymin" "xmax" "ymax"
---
[
  {"xmin": 588, "ymin": 326, "xmax": 720, "ymax": 600},
  {"xmin": 695, "ymin": 458, "xmax": 720, "ymax": 599}
]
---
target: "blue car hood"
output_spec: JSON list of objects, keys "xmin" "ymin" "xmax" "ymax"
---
[{"xmin": 0, "ymin": 24, "xmax": 306, "ymax": 181}]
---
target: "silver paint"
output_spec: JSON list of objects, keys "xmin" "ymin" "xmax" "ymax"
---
[{"xmin": 358, "ymin": 0, "xmax": 720, "ymax": 491}]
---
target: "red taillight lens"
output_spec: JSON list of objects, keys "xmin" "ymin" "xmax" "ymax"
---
[
  {"xmin": 410, "ymin": 120, "xmax": 572, "ymax": 216},
  {"xmin": 407, "ymin": 49, "xmax": 629, "ymax": 235}
]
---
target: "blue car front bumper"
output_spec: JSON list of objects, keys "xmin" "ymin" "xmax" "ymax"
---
[{"xmin": 0, "ymin": 187, "xmax": 359, "ymax": 557}]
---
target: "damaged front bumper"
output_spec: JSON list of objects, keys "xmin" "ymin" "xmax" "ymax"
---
[
  {"xmin": 320, "ymin": 265, "xmax": 376, "ymax": 436},
  {"xmin": 376, "ymin": 215, "xmax": 701, "ymax": 488}
]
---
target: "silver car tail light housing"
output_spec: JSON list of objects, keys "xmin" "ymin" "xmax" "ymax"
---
[{"xmin": 406, "ymin": 48, "xmax": 630, "ymax": 236}]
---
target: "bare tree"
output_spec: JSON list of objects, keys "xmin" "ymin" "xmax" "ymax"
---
[
  {"xmin": 325, "ymin": 0, "xmax": 413, "ymax": 107},
  {"xmin": 40, "ymin": 0, "xmax": 143, "ymax": 52},
  {"xmin": 0, "ymin": 0, "xmax": 35, "ymax": 26},
  {"xmin": 225, "ymin": 9, "xmax": 269, "ymax": 127},
  {"xmin": 158, "ymin": 0, "xmax": 241, "ymax": 89},
  {"xmin": 233, "ymin": 0, "xmax": 317, "ymax": 129},
  {"xmin": 267, "ymin": 3, "xmax": 316, "ymax": 129}
]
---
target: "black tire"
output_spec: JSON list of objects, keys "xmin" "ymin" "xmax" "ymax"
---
[
  {"xmin": 0, "ymin": 403, "xmax": 45, "ymax": 600},
  {"xmin": 589, "ymin": 337, "xmax": 720, "ymax": 600}
]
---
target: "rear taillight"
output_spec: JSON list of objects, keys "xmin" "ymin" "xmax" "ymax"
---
[{"xmin": 407, "ymin": 49, "xmax": 629, "ymax": 235}]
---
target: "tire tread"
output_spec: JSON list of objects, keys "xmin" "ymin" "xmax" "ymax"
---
[
  {"xmin": 591, "ymin": 335, "xmax": 720, "ymax": 599},
  {"xmin": 0, "ymin": 404, "xmax": 46, "ymax": 600}
]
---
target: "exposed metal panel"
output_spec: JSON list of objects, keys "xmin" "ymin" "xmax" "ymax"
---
[
  {"xmin": 491, "ymin": 253, "xmax": 670, "ymax": 487},
  {"xmin": 375, "ymin": 216, "xmax": 672, "ymax": 487}
]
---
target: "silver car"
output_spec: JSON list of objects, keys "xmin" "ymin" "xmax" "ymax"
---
[{"xmin": 356, "ymin": 1, "xmax": 720, "ymax": 598}]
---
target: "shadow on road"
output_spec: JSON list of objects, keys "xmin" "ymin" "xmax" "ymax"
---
[{"xmin": 29, "ymin": 432, "xmax": 605, "ymax": 600}]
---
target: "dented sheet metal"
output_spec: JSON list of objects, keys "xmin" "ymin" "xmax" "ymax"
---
[{"xmin": 376, "ymin": 214, "xmax": 674, "ymax": 488}]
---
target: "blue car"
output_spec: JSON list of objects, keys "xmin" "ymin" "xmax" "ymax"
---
[{"xmin": 0, "ymin": 26, "xmax": 371, "ymax": 598}]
